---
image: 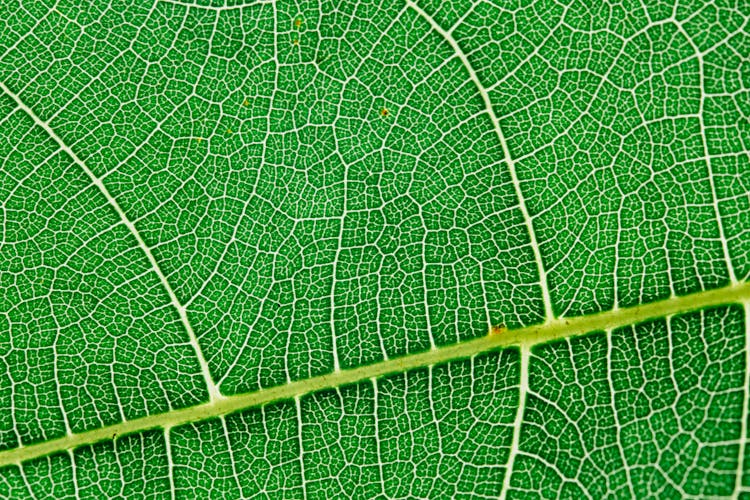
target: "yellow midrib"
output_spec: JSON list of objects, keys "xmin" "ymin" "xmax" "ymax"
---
[{"xmin": 0, "ymin": 281, "xmax": 748, "ymax": 467}]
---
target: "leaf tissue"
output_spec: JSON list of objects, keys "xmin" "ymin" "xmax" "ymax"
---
[{"xmin": 0, "ymin": 0, "xmax": 748, "ymax": 498}]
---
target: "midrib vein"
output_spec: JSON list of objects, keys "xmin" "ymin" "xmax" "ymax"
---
[
  {"xmin": 0, "ymin": 81, "xmax": 222, "ymax": 402},
  {"xmin": 0, "ymin": 281, "xmax": 748, "ymax": 467}
]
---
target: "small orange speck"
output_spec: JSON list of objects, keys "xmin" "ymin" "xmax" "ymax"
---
[
  {"xmin": 226, "ymin": 128, "xmax": 233, "ymax": 134},
  {"xmin": 195, "ymin": 137, "xmax": 202, "ymax": 142},
  {"xmin": 294, "ymin": 18, "xmax": 303, "ymax": 28},
  {"xmin": 380, "ymin": 108, "xmax": 389, "ymax": 117},
  {"xmin": 292, "ymin": 38, "xmax": 299, "ymax": 46},
  {"xmin": 243, "ymin": 99, "xmax": 249, "ymax": 106},
  {"xmin": 489, "ymin": 324, "xmax": 507, "ymax": 336}
]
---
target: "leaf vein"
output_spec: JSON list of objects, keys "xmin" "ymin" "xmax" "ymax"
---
[
  {"xmin": 0, "ymin": 80, "xmax": 222, "ymax": 402},
  {"xmin": 405, "ymin": 0, "xmax": 555, "ymax": 322},
  {"xmin": 0, "ymin": 282, "xmax": 746, "ymax": 468}
]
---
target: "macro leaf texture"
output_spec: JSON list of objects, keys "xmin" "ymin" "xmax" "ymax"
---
[{"xmin": 0, "ymin": 0, "xmax": 748, "ymax": 498}]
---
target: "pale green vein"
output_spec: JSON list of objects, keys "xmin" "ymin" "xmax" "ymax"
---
[
  {"xmin": 499, "ymin": 344, "xmax": 529, "ymax": 499},
  {"xmin": 0, "ymin": 281, "xmax": 748, "ymax": 468}
]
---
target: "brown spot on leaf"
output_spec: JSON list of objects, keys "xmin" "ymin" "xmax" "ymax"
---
[{"xmin": 489, "ymin": 324, "xmax": 507, "ymax": 336}]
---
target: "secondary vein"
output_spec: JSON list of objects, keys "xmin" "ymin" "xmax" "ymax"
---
[
  {"xmin": 405, "ymin": 0, "xmax": 556, "ymax": 322},
  {"xmin": 0, "ymin": 81, "xmax": 223, "ymax": 403}
]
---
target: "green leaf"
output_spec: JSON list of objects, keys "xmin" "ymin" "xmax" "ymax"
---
[{"xmin": 0, "ymin": 0, "xmax": 748, "ymax": 497}]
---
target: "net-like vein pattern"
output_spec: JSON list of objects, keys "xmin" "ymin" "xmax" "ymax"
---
[{"xmin": 0, "ymin": 0, "xmax": 748, "ymax": 497}]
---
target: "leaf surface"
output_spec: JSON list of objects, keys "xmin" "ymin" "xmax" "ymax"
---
[{"xmin": 0, "ymin": 0, "xmax": 748, "ymax": 497}]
